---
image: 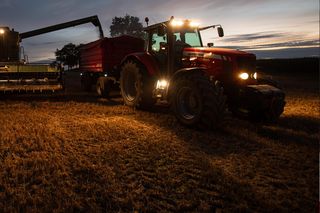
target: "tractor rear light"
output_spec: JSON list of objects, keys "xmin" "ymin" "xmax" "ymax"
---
[
  {"xmin": 239, "ymin": 72, "xmax": 249, "ymax": 80},
  {"xmin": 156, "ymin": 79, "xmax": 168, "ymax": 90}
]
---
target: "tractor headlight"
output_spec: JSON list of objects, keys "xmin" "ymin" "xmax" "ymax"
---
[
  {"xmin": 239, "ymin": 72, "xmax": 249, "ymax": 80},
  {"xmin": 0, "ymin": 29, "xmax": 5, "ymax": 34},
  {"xmin": 156, "ymin": 79, "xmax": 168, "ymax": 90},
  {"xmin": 253, "ymin": 72, "xmax": 257, "ymax": 79}
]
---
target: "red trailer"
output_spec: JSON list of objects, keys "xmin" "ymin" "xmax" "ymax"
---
[{"xmin": 79, "ymin": 35, "xmax": 144, "ymax": 95}]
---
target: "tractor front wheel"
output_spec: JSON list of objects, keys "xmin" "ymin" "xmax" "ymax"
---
[
  {"xmin": 172, "ymin": 73, "xmax": 226, "ymax": 129},
  {"xmin": 250, "ymin": 97, "xmax": 285, "ymax": 122}
]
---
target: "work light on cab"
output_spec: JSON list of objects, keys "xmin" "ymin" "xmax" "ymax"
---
[{"xmin": 170, "ymin": 19, "xmax": 184, "ymax": 27}]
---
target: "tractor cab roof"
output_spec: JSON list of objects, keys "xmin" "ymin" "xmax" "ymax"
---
[
  {"xmin": 143, "ymin": 17, "xmax": 200, "ymax": 32},
  {"xmin": 143, "ymin": 21, "xmax": 169, "ymax": 31}
]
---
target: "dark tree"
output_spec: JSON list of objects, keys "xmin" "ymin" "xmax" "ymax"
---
[
  {"xmin": 109, "ymin": 14, "xmax": 144, "ymax": 38},
  {"xmin": 55, "ymin": 43, "xmax": 80, "ymax": 70}
]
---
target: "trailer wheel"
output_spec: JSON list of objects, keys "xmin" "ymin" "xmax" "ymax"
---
[
  {"xmin": 96, "ymin": 77, "xmax": 112, "ymax": 98},
  {"xmin": 120, "ymin": 60, "xmax": 156, "ymax": 108},
  {"xmin": 172, "ymin": 73, "xmax": 226, "ymax": 129}
]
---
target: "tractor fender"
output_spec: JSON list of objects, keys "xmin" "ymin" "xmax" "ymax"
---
[
  {"xmin": 171, "ymin": 67, "xmax": 208, "ymax": 82},
  {"xmin": 120, "ymin": 52, "xmax": 160, "ymax": 76},
  {"xmin": 167, "ymin": 67, "xmax": 208, "ymax": 99}
]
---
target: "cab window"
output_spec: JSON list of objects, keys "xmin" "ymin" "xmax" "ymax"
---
[{"xmin": 151, "ymin": 31, "xmax": 167, "ymax": 52}]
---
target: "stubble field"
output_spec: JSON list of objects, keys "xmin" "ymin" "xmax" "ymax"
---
[{"xmin": 0, "ymin": 66, "xmax": 318, "ymax": 212}]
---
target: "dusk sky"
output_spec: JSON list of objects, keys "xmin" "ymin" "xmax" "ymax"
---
[{"xmin": 0, "ymin": 0, "xmax": 319, "ymax": 62}]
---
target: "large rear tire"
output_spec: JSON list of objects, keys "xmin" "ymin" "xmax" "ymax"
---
[
  {"xmin": 120, "ymin": 60, "xmax": 156, "ymax": 108},
  {"xmin": 172, "ymin": 73, "xmax": 226, "ymax": 129}
]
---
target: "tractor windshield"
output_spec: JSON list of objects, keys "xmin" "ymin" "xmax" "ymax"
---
[{"xmin": 173, "ymin": 29, "xmax": 201, "ymax": 47}]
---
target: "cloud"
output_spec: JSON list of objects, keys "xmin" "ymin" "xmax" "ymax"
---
[
  {"xmin": 220, "ymin": 39, "xmax": 319, "ymax": 50},
  {"xmin": 251, "ymin": 47, "xmax": 320, "ymax": 59},
  {"xmin": 221, "ymin": 32, "xmax": 286, "ymax": 43}
]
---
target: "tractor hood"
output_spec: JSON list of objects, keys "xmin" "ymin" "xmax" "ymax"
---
[{"xmin": 183, "ymin": 47, "xmax": 256, "ymax": 59}]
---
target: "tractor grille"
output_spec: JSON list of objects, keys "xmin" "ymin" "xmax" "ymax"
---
[{"xmin": 237, "ymin": 57, "xmax": 256, "ymax": 71}]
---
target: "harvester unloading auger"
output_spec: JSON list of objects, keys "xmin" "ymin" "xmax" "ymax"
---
[{"xmin": 0, "ymin": 15, "xmax": 104, "ymax": 92}]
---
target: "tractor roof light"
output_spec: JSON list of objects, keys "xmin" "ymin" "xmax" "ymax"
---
[
  {"xmin": 170, "ymin": 19, "xmax": 184, "ymax": 27},
  {"xmin": 189, "ymin": 21, "xmax": 200, "ymax": 27},
  {"xmin": 170, "ymin": 19, "xmax": 200, "ymax": 28}
]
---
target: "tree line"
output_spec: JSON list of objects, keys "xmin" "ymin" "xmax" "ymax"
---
[{"xmin": 55, "ymin": 14, "xmax": 144, "ymax": 70}]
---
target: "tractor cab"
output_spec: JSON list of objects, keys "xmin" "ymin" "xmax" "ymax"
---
[{"xmin": 144, "ymin": 18, "xmax": 221, "ymax": 74}]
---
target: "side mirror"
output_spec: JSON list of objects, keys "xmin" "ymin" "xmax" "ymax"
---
[
  {"xmin": 217, "ymin": 27, "xmax": 224, "ymax": 37},
  {"xmin": 157, "ymin": 26, "xmax": 165, "ymax": 36},
  {"xmin": 207, "ymin": 43, "xmax": 214, "ymax": 47}
]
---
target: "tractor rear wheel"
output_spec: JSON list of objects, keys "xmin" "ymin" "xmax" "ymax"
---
[
  {"xmin": 172, "ymin": 73, "xmax": 226, "ymax": 129},
  {"xmin": 120, "ymin": 60, "xmax": 156, "ymax": 108}
]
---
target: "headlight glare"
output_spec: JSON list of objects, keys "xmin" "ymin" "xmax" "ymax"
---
[
  {"xmin": 239, "ymin": 72, "xmax": 249, "ymax": 80},
  {"xmin": 156, "ymin": 79, "xmax": 168, "ymax": 90}
]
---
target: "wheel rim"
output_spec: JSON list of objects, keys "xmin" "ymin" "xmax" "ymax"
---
[
  {"xmin": 123, "ymin": 70, "xmax": 138, "ymax": 101},
  {"xmin": 176, "ymin": 86, "xmax": 201, "ymax": 120}
]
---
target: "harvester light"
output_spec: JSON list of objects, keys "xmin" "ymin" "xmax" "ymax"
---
[
  {"xmin": 239, "ymin": 72, "xmax": 249, "ymax": 80},
  {"xmin": 156, "ymin": 79, "xmax": 168, "ymax": 90},
  {"xmin": 189, "ymin": 21, "xmax": 200, "ymax": 27},
  {"xmin": 0, "ymin": 29, "xmax": 4, "ymax": 34},
  {"xmin": 170, "ymin": 20, "xmax": 184, "ymax": 27},
  {"xmin": 253, "ymin": 72, "xmax": 257, "ymax": 79}
]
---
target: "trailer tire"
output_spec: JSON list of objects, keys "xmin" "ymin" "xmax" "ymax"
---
[
  {"xmin": 172, "ymin": 72, "xmax": 226, "ymax": 129},
  {"xmin": 96, "ymin": 77, "xmax": 112, "ymax": 98},
  {"xmin": 120, "ymin": 60, "xmax": 156, "ymax": 108}
]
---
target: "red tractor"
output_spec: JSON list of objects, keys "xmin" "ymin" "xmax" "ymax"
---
[{"xmin": 81, "ymin": 17, "xmax": 285, "ymax": 129}]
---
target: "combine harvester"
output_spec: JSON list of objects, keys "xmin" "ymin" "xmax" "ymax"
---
[{"xmin": 0, "ymin": 15, "xmax": 104, "ymax": 93}]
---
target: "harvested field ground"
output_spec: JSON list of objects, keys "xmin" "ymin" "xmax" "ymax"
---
[{"xmin": 0, "ymin": 69, "xmax": 318, "ymax": 212}]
